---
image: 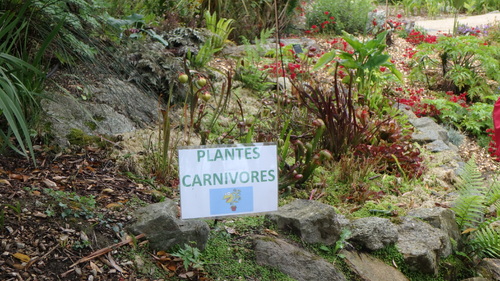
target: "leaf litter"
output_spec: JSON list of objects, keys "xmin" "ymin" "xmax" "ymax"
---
[{"xmin": 0, "ymin": 147, "xmax": 174, "ymax": 280}]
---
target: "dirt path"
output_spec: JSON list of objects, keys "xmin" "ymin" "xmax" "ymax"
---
[{"xmin": 414, "ymin": 11, "xmax": 500, "ymax": 34}]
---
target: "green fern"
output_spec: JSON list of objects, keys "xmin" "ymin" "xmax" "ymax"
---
[
  {"xmin": 453, "ymin": 194, "xmax": 486, "ymax": 230},
  {"xmin": 469, "ymin": 223, "xmax": 500, "ymax": 258},
  {"xmin": 452, "ymin": 157, "xmax": 500, "ymax": 259},
  {"xmin": 204, "ymin": 11, "xmax": 234, "ymax": 50},
  {"xmin": 486, "ymin": 180, "xmax": 500, "ymax": 207},
  {"xmin": 456, "ymin": 157, "xmax": 484, "ymax": 192},
  {"xmin": 452, "ymin": 157, "xmax": 486, "ymax": 229}
]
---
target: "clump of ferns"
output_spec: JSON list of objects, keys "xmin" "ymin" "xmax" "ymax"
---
[{"xmin": 452, "ymin": 156, "xmax": 500, "ymax": 261}]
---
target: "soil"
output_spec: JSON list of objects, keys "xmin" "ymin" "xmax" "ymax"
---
[{"xmin": 0, "ymin": 147, "xmax": 160, "ymax": 280}]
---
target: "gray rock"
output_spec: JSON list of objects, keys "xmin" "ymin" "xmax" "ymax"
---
[
  {"xmin": 43, "ymin": 78, "xmax": 159, "ymax": 146},
  {"xmin": 127, "ymin": 200, "xmax": 210, "ymax": 251},
  {"xmin": 425, "ymin": 140, "xmax": 451, "ymax": 152},
  {"xmin": 394, "ymin": 103, "xmax": 418, "ymax": 120},
  {"xmin": 266, "ymin": 199, "xmax": 341, "ymax": 245},
  {"xmin": 349, "ymin": 217, "xmax": 398, "ymax": 251},
  {"xmin": 276, "ymin": 77, "xmax": 293, "ymax": 93},
  {"xmin": 90, "ymin": 78, "xmax": 158, "ymax": 125},
  {"xmin": 396, "ymin": 217, "xmax": 450, "ymax": 275},
  {"xmin": 407, "ymin": 207, "xmax": 461, "ymax": 255},
  {"xmin": 337, "ymin": 214, "xmax": 351, "ymax": 229},
  {"xmin": 221, "ymin": 38, "xmax": 317, "ymax": 57},
  {"xmin": 410, "ymin": 117, "xmax": 449, "ymax": 144},
  {"xmin": 341, "ymin": 249, "xmax": 409, "ymax": 281},
  {"xmin": 477, "ymin": 258, "xmax": 500, "ymax": 281},
  {"xmin": 268, "ymin": 38, "xmax": 318, "ymax": 50},
  {"xmin": 460, "ymin": 278, "xmax": 491, "ymax": 281},
  {"xmin": 254, "ymin": 235, "xmax": 347, "ymax": 281}
]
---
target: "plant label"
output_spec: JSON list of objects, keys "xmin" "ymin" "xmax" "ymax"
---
[{"xmin": 178, "ymin": 143, "xmax": 278, "ymax": 219}]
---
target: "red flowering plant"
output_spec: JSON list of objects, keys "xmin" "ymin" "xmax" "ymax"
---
[
  {"xmin": 261, "ymin": 40, "xmax": 323, "ymax": 81},
  {"xmin": 293, "ymin": 66, "xmax": 424, "ymax": 181},
  {"xmin": 304, "ymin": 10, "xmax": 337, "ymax": 34},
  {"xmin": 396, "ymin": 88, "xmax": 472, "ymax": 124},
  {"xmin": 405, "ymin": 29, "xmax": 437, "ymax": 45},
  {"xmin": 396, "ymin": 87, "xmax": 441, "ymax": 118}
]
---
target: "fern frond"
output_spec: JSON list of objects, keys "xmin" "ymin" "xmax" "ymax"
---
[
  {"xmin": 452, "ymin": 157, "xmax": 489, "ymax": 229},
  {"xmin": 470, "ymin": 224, "xmax": 500, "ymax": 258},
  {"xmin": 453, "ymin": 194, "xmax": 485, "ymax": 229},
  {"xmin": 456, "ymin": 157, "xmax": 484, "ymax": 193},
  {"xmin": 486, "ymin": 180, "xmax": 500, "ymax": 206}
]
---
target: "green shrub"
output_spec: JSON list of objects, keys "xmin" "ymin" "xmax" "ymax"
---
[
  {"xmin": 0, "ymin": 0, "xmax": 65, "ymax": 162},
  {"xmin": 203, "ymin": 0, "xmax": 301, "ymax": 43},
  {"xmin": 464, "ymin": 0, "xmax": 500, "ymax": 14},
  {"xmin": 423, "ymin": 97, "xmax": 493, "ymax": 139},
  {"xmin": 306, "ymin": 0, "xmax": 374, "ymax": 35},
  {"xmin": 411, "ymin": 35, "xmax": 500, "ymax": 101}
]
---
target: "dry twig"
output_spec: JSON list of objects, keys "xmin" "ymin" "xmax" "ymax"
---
[{"xmin": 69, "ymin": 233, "xmax": 145, "ymax": 268}]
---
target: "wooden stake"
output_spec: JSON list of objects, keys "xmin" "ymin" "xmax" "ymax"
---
[{"xmin": 69, "ymin": 233, "xmax": 145, "ymax": 268}]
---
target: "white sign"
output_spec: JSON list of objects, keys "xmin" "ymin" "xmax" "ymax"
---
[{"xmin": 178, "ymin": 143, "xmax": 278, "ymax": 219}]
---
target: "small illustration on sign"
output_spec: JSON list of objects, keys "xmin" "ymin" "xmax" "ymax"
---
[
  {"xmin": 223, "ymin": 189, "xmax": 241, "ymax": 211},
  {"xmin": 210, "ymin": 187, "xmax": 253, "ymax": 215}
]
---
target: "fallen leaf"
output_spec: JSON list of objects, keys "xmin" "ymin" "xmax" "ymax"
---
[
  {"xmin": 13, "ymin": 263, "xmax": 25, "ymax": 270},
  {"xmin": 80, "ymin": 231, "xmax": 89, "ymax": 242},
  {"xmin": 0, "ymin": 179, "xmax": 11, "ymax": 186},
  {"xmin": 158, "ymin": 263, "xmax": 169, "ymax": 271},
  {"xmin": 32, "ymin": 190, "xmax": 41, "ymax": 196},
  {"xmin": 224, "ymin": 226, "xmax": 237, "ymax": 235},
  {"xmin": 42, "ymin": 179, "xmax": 57, "ymax": 188},
  {"xmin": 105, "ymin": 203, "xmax": 122, "ymax": 209},
  {"xmin": 13, "ymin": 252, "xmax": 30, "ymax": 263},
  {"xmin": 33, "ymin": 211, "xmax": 47, "ymax": 218},
  {"xmin": 106, "ymin": 253, "xmax": 126, "ymax": 273},
  {"xmin": 179, "ymin": 271, "xmax": 195, "ymax": 278},
  {"xmin": 90, "ymin": 261, "xmax": 102, "ymax": 273},
  {"xmin": 157, "ymin": 251, "xmax": 167, "ymax": 256},
  {"xmin": 462, "ymin": 228, "xmax": 476, "ymax": 234},
  {"xmin": 9, "ymin": 174, "xmax": 24, "ymax": 180},
  {"xmin": 167, "ymin": 262, "xmax": 177, "ymax": 271},
  {"xmin": 102, "ymin": 188, "xmax": 114, "ymax": 194},
  {"xmin": 264, "ymin": 229, "xmax": 278, "ymax": 236}
]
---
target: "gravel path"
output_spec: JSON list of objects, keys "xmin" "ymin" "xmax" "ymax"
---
[{"xmin": 414, "ymin": 11, "xmax": 500, "ymax": 34}]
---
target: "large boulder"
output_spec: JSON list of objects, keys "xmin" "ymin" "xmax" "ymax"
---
[
  {"xmin": 266, "ymin": 199, "xmax": 342, "ymax": 245},
  {"xmin": 254, "ymin": 235, "xmax": 347, "ymax": 281},
  {"xmin": 126, "ymin": 200, "xmax": 210, "ymax": 251},
  {"xmin": 396, "ymin": 217, "xmax": 450, "ymax": 275},
  {"xmin": 44, "ymin": 78, "xmax": 159, "ymax": 146},
  {"xmin": 407, "ymin": 207, "xmax": 460, "ymax": 255},
  {"xmin": 349, "ymin": 217, "xmax": 399, "ymax": 251},
  {"xmin": 341, "ymin": 249, "xmax": 409, "ymax": 281}
]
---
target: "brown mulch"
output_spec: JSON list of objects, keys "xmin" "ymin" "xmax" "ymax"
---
[{"xmin": 0, "ymin": 147, "xmax": 164, "ymax": 280}]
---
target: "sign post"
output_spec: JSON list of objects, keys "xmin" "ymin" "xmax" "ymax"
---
[{"xmin": 178, "ymin": 143, "xmax": 278, "ymax": 219}]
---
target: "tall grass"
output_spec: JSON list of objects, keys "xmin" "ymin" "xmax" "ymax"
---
[{"xmin": 0, "ymin": 0, "xmax": 62, "ymax": 163}]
